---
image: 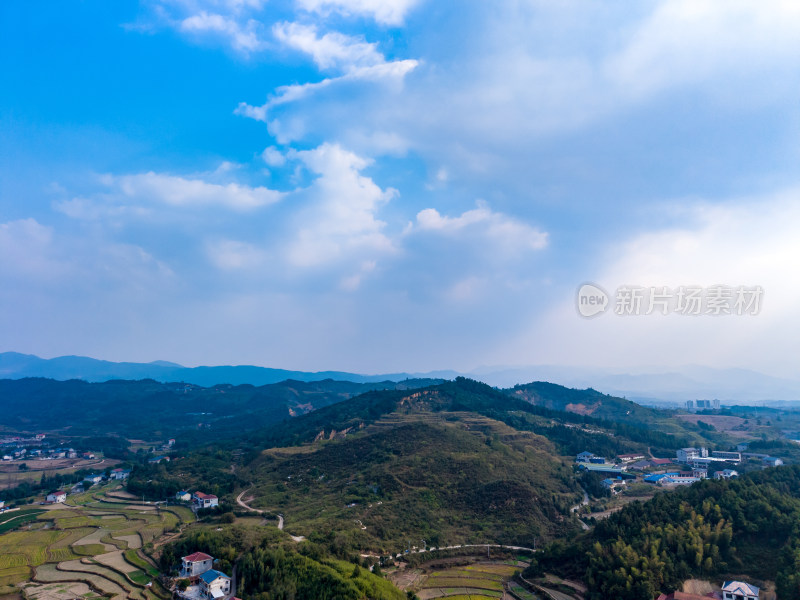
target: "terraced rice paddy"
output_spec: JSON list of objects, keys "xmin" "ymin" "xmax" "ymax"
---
[
  {"xmin": 0, "ymin": 483, "xmax": 194, "ymax": 598},
  {"xmin": 415, "ymin": 561, "xmax": 522, "ymax": 600}
]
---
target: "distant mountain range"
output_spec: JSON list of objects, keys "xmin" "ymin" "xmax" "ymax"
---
[
  {"xmin": 0, "ymin": 351, "xmax": 457, "ymax": 387},
  {"xmin": 1, "ymin": 352, "xmax": 799, "ymax": 405}
]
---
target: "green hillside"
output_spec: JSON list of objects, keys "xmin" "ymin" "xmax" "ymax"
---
[
  {"xmin": 245, "ymin": 413, "xmax": 581, "ymax": 552},
  {"xmin": 234, "ymin": 378, "xmax": 705, "ymax": 554},
  {"xmin": 0, "ymin": 377, "xmax": 440, "ymax": 444},
  {"xmin": 507, "ymin": 381, "xmax": 659, "ymax": 421},
  {"xmin": 529, "ymin": 465, "xmax": 800, "ymax": 599}
]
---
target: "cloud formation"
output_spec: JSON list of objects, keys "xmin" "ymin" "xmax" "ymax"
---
[{"xmin": 295, "ymin": 0, "xmax": 422, "ymax": 25}]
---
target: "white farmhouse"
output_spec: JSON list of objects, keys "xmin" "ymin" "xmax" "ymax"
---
[
  {"xmin": 46, "ymin": 491, "xmax": 67, "ymax": 503},
  {"xmin": 193, "ymin": 492, "xmax": 219, "ymax": 509},
  {"xmin": 200, "ymin": 569, "xmax": 231, "ymax": 600},
  {"xmin": 109, "ymin": 468, "xmax": 130, "ymax": 480},
  {"xmin": 180, "ymin": 552, "xmax": 215, "ymax": 578},
  {"xmin": 721, "ymin": 580, "xmax": 759, "ymax": 600},
  {"xmin": 715, "ymin": 469, "xmax": 739, "ymax": 480}
]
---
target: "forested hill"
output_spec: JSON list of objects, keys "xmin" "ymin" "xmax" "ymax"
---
[
  {"xmin": 530, "ymin": 465, "xmax": 800, "ymax": 600},
  {"xmin": 508, "ymin": 381, "xmax": 660, "ymax": 421},
  {"xmin": 248, "ymin": 377, "xmax": 699, "ymax": 454},
  {"xmin": 0, "ymin": 376, "xmax": 442, "ymax": 442}
]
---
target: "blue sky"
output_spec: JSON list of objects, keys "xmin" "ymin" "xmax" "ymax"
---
[{"xmin": 2, "ymin": 0, "xmax": 800, "ymax": 376}]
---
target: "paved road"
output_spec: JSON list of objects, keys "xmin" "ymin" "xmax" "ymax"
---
[{"xmin": 570, "ymin": 486, "xmax": 589, "ymax": 513}]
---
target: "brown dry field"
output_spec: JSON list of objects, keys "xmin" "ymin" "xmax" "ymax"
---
[{"xmin": 674, "ymin": 414, "xmax": 748, "ymax": 431}]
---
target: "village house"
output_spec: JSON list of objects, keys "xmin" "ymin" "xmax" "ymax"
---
[
  {"xmin": 721, "ymin": 580, "xmax": 759, "ymax": 600},
  {"xmin": 81, "ymin": 452, "xmax": 95, "ymax": 459},
  {"xmin": 176, "ymin": 490, "xmax": 192, "ymax": 502},
  {"xmin": 617, "ymin": 453, "xmax": 646, "ymax": 462},
  {"xmin": 711, "ymin": 451, "xmax": 741, "ymax": 463},
  {"xmin": 83, "ymin": 473, "xmax": 103, "ymax": 485},
  {"xmin": 692, "ymin": 468, "xmax": 708, "ymax": 479},
  {"xmin": 601, "ymin": 477, "xmax": 626, "ymax": 494},
  {"xmin": 575, "ymin": 451, "xmax": 595, "ymax": 463},
  {"xmin": 199, "ymin": 569, "xmax": 231, "ymax": 600},
  {"xmin": 677, "ymin": 447, "xmax": 708, "ymax": 463},
  {"xmin": 148, "ymin": 456, "xmax": 170, "ymax": 464},
  {"xmin": 109, "ymin": 468, "xmax": 131, "ymax": 480},
  {"xmin": 46, "ymin": 491, "xmax": 67, "ymax": 503},
  {"xmin": 193, "ymin": 492, "xmax": 219, "ymax": 509},
  {"xmin": 628, "ymin": 459, "xmax": 653, "ymax": 470},
  {"xmin": 180, "ymin": 552, "xmax": 215, "ymax": 578},
  {"xmin": 650, "ymin": 458, "xmax": 674, "ymax": 467},
  {"xmin": 715, "ymin": 469, "xmax": 739, "ymax": 480},
  {"xmin": 762, "ymin": 456, "xmax": 783, "ymax": 467},
  {"xmin": 0, "ymin": 500, "xmax": 5, "ymax": 510},
  {"xmin": 660, "ymin": 475, "xmax": 699, "ymax": 486}
]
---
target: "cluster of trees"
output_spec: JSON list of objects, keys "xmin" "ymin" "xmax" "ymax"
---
[
  {"xmin": 529, "ymin": 466, "xmax": 800, "ymax": 600},
  {"xmin": 127, "ymin": 449, "xmax": 240, "ymax": 501},
  {"xmin": 160, "ymin": 527, "xmax": 402, "ymax": 600},
  {"xmin": 0, "ymin": 468, "xmax": 93, "ymax": 503},
  {"xmin": 238, "ymin": 547, "xmax": 403, "ymax": 600}
]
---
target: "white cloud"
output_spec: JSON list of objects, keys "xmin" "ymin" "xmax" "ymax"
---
[
  {"xmin": 414, "ymin": 202, "xmax": 548, "ymax": 252},
  {"xmin": 273, "ymin": 22, "xmax": 383, "ymax": 71},
  {"xmin": 504, "ymin": 188, "xmax": 800, "ymax": 376},
  {"xmin": 180, "ymin": 11, "xmax": 265, "ymax": 53},
  {"xmin": 234, "ymin": 58, "xmax": 418, "ymax": 126},
  {"xmin": 605, "ymin": 0, "xmax": 800, "ymax": 101},
  {"xmin": 115, "ymin": 171, "xmax": 283, "ymax": 211},
  {"xmin": 261, "ymin": 146, "xmax": 287, "ymax": 167},
  {"xmin": 285, "ymin": 143, "xmax": 396, "ymax": 268},
  {"xmin": 295, "ymin": 0, "xmax": 421, "ymax": 25}
]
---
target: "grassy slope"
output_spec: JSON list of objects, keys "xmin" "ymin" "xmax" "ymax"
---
[{"xmin": 245, "ymin": 383, "xmax": 585, "ymax": 551}]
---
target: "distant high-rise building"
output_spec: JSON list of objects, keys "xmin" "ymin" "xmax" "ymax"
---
[{"xmin": 686, "ymin": 399, "xmax": 720, "ymax": 411}]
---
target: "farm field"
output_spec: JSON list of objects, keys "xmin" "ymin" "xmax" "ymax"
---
[
  {"xmin": 0, "ymin": 458, "xmax": 118, "ymax": 491},
  {"xmin": 408, "ymin": 560, "xmax": 524, "ymax": 600},
  {"xmin": 0, "ymin": 483, "xmax": 189, "ymax": 599}
]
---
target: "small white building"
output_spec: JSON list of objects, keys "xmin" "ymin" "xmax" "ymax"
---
[
  {"xmin": 762, "ymin": 457, "xmax": 783, "ymax": 467},
  {"xmin": 617, "ymin": 453, "xmax": 646, "ymax": 463},
  {"xmin": 176, "ymin": 490, "xmax": 192, "ymax": 502},
  {"xmin": 0, "ymin": 500, "xmax": 5, "ymax": 509},
  {"xmin": 193, "ymin": 492, "xmax": 219, "ymax": 509},
  {"xmin": 721, "ymin": 580, "xmax": 759, "ymax": 600},
  {"xmin": 200, "ymin": 569, "xmax": 231, "ymax": 600},
  {"xmin": 661, "ymin": 475, "xmax": 699, "ymax": 486},
  {"xmin": 575, "ymin": 451, "xmax": 595, "ymax": 463},
  {"xmin": 109, "ymin": 468, "xmax": 131, "ymax": 480},
  {"xmin": 715, "ymin": 469, "xmax": 739, "ymax": 480},
  {"xmin": 84, "ymin": 473, "xmax": 103, "ymax": 485},
  {"xmin": 47, "ymin": 491, "xmax": 67, "ymax": 503},
  {"xmin": 601, "ymin": 477, "xmax": 626, "ymax": 493},
  {"xmin": 677, "ymin": 447, "xmax": 708, "ymax": 463},
  {"xmin": 692, "ymin": 468, "xmax": 708, "ymax": 479},
  {"xmin": 181, "ymin": 552, "xmax": 215, "ymax": 578}
]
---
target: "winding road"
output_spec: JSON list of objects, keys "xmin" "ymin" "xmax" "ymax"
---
[{"xmin": 235, "ymin": 490, "xmax": 304, "ymax": 541}]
